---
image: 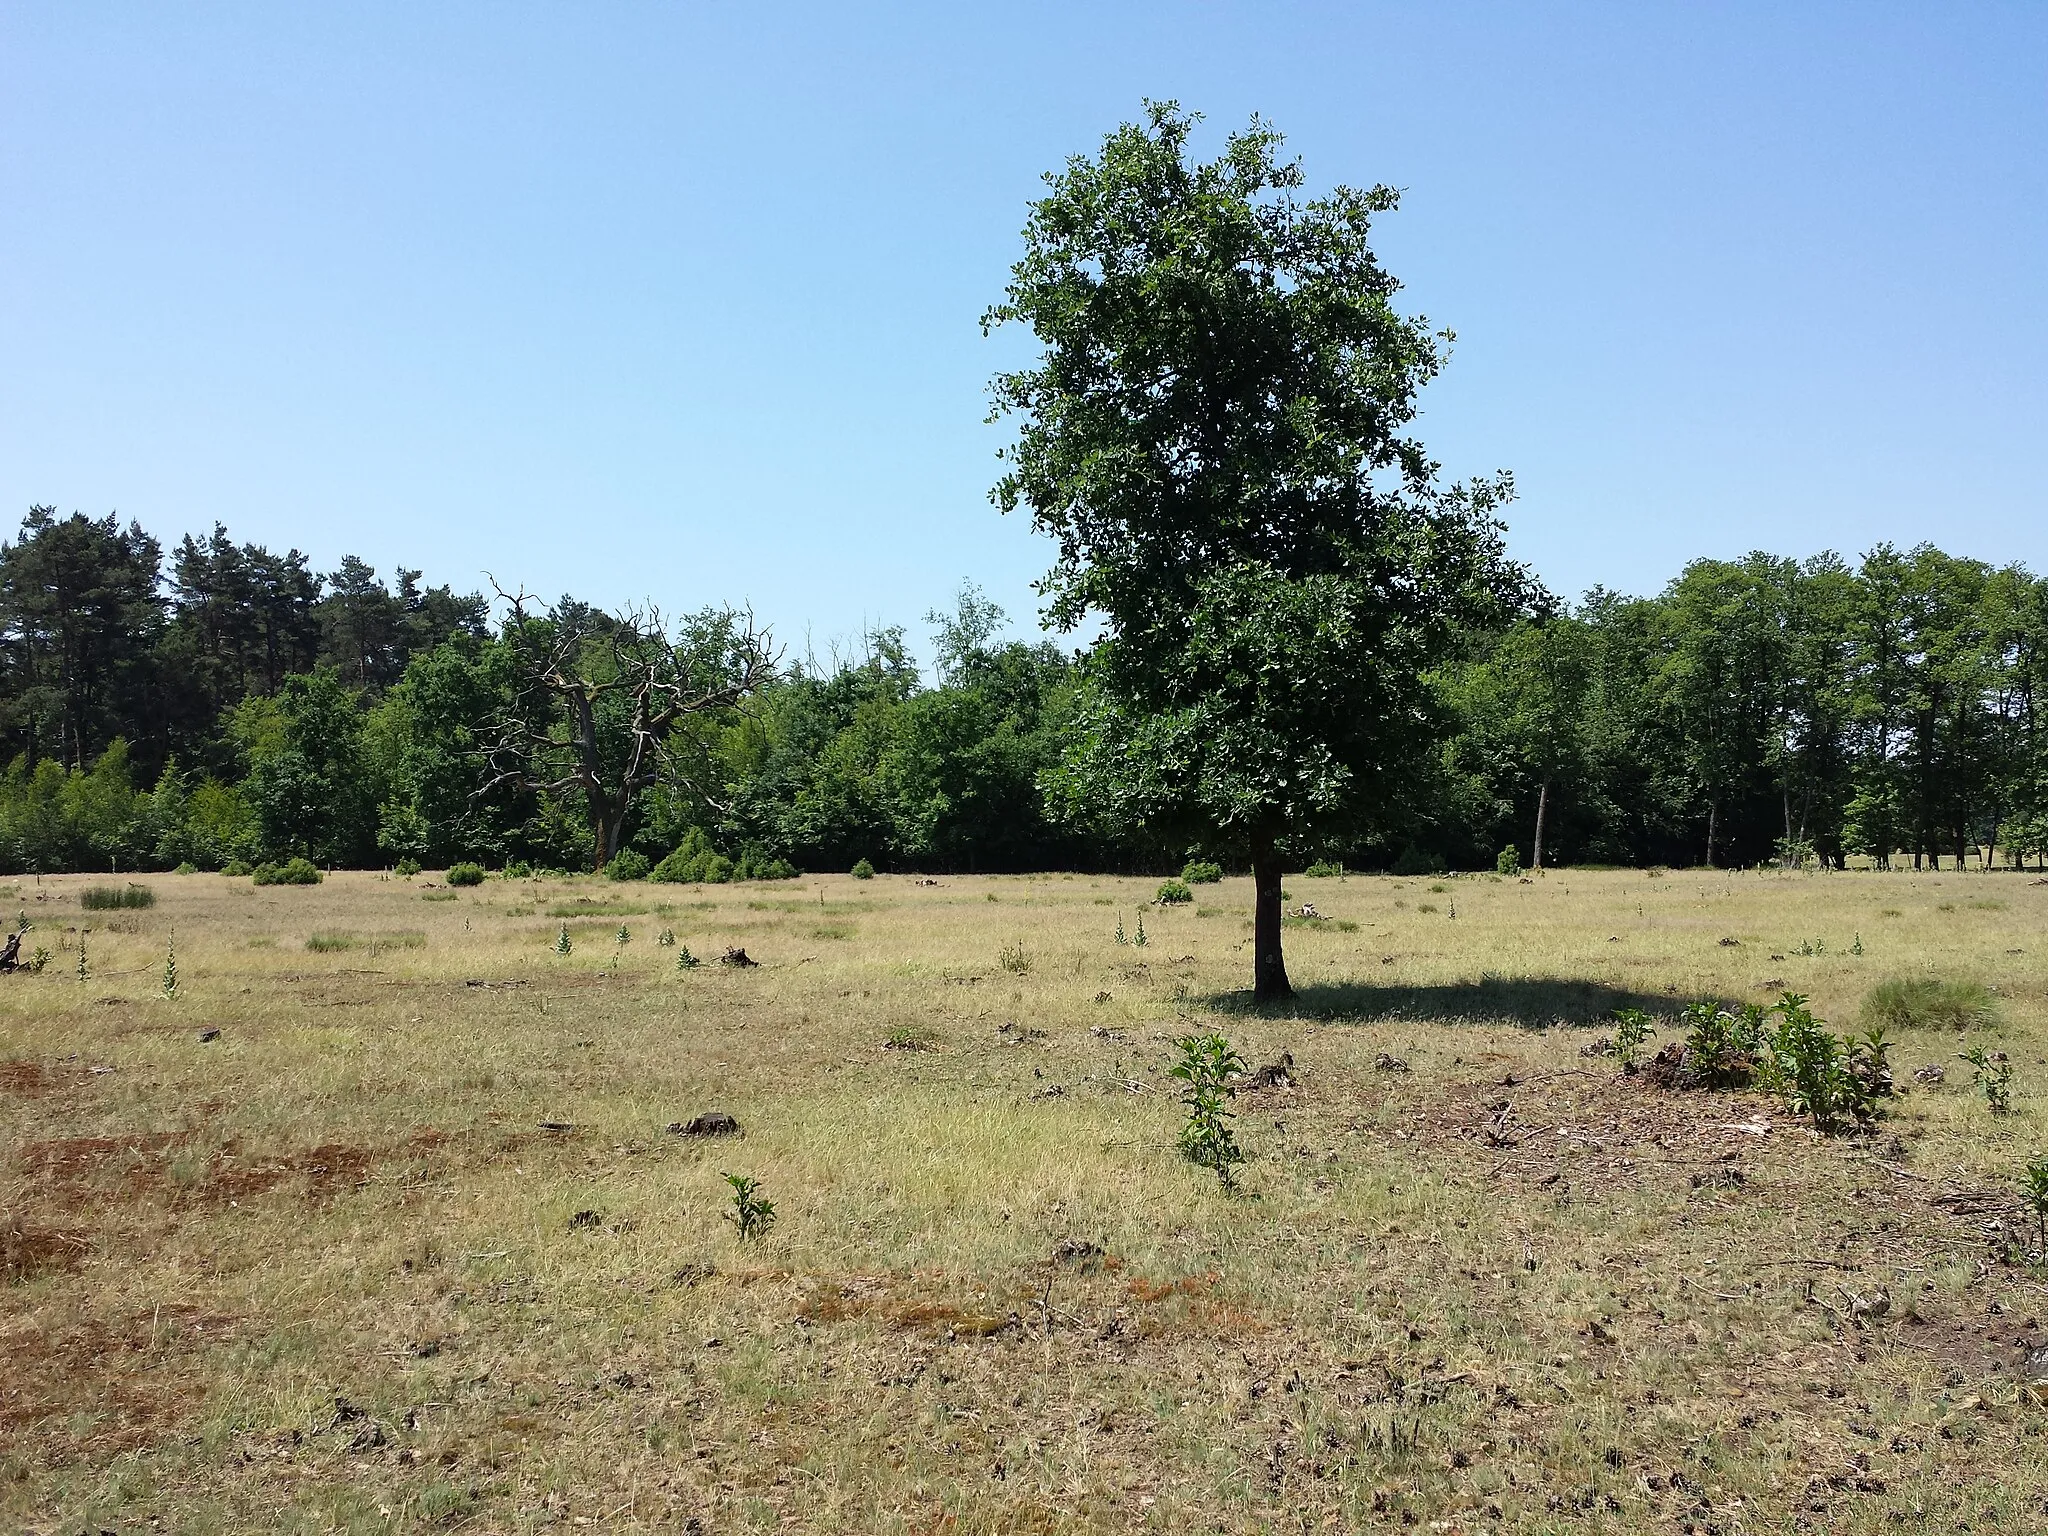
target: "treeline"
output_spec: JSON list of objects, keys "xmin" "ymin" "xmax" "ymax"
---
[{"xmin": 4, "ymin": 507, "xmax": 2046, "ymax": 875}]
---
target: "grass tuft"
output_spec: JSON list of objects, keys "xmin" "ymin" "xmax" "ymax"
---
[{"xmin": 1861, "ymin": 974, "xmax": 2002, "ymax": 1032}]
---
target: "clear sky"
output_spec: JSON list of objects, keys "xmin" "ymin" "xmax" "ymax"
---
[{"xmin": 3, "ymin": 3, "xmax": 2043, "ymax": 663}]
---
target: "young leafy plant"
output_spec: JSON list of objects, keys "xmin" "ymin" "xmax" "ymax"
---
[
  {"xmin": 723, "ymin": 1173, "xmax": 776, "ymax": 1241},
  {"xmin": 1168, "ymin": 1032, "xmax": 1247, "ymax": 1188},
  {"xmin": 1962, "ymin": 1046, "xmax": 2014, "ymax": 1116},
  {"xmin": 2020, "ymin": 1156, "xmax": 2048, "ymax": 1259},
  {"xmin": 1611, "ymin": 1007, "xmax": 1654, "ymax": 1067},
  {"xmin": 555, "ymin": 923, "xmax": 572, "ymax": 956}
]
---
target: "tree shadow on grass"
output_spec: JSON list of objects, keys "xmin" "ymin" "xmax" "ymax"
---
[{"xmin": 1206, "ymin": 975, "xmax": 1731, "ymax": 1030}]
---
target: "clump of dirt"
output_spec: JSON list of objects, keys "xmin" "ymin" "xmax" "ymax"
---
[{"xmin": 1639, "ymin": 1041, "xmax": 1754, "ymax": 1091}]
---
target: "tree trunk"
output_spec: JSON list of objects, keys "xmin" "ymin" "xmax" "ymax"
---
[
  {"xmin": 1251, "ymin": 838, "xmax": 1292, "ymax": 1004},
  {"xmin": 1532, "ymin": 780, "xmax": 1550, "ymax": 872},
  {"xmin": 1705, "ymin": 800, "xmax": 1718, "ymax": 869}
]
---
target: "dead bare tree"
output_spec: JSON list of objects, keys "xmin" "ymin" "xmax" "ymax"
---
[{"xmin": 482, "ymin": 581, "xmax": 778, "ymax": 871}]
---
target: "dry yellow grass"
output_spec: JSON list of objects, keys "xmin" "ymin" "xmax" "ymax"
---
[{"xmin": 4, "ymin": 865, "xmax": 2047, "ymax": 1532}]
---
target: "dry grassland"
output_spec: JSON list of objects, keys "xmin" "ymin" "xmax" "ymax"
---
[{"xmin": 4, "ymin": 865, "xmax": 2047, "ymax": 1533}]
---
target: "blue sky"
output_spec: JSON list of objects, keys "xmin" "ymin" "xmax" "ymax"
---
[{"xmin": 3, "ymin": 3, "xmax": 2043, "ymax": 664}]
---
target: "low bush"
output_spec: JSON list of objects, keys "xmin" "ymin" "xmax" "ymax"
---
[
  {"xmin": 652, "ymin": 828, "xmax": 734, "ymax": 885},
  {"xmin": 1495, "ymin": 844, "xmax": 1522, "ymax": 877},
  {"xmin": 393, "ymin": 857, "xmax": 422, "ymax": 878},
  {"xmin": 604, "ymin": 850, "xmax": 652, "ymax": 882},
  {"xmin": 81, "ymin": 884, "xmax": 155, "ymax": 910},
  {"xmin": 221, "ymin": 858, "xmax": 253, "ymax": 877},
  {"xmin": 1181, "ymin": 860, "xmax": 1223, "ymax": 884},
  {"xmin": 734, "ymin": 850, "xmax": 799, "ymax": 881},
  {"xmin": 445, "ymin": 862, "xmax": 487, "ymax": 887},
  {"xmin": 252, "ymin": 858, "xmax": 322, "ymax": 886},
  {"xmin": 172, "ymin": 861, "xmax": 198, "ymax": 876},
  {"xmin": 1156, "ymin": 879, "xmax": 1193, "ymax": 905},
  {"xmin": 503, "ymin": 859, "xmax": 533, "ymax": 879},
  {"xmin": 1861, "ymin": 975, "xmax": 2001, "ymax": 1032},
  {"xmin": 851, "ymin": 858, "xmax": 876, "ymax": 880},
  {"xmin": 1303, "ymin": 859, "xmax": 1345, "ymax": 878},
  {"xmin": 1391, "ymin": 846, "xmax": 1445, "ymax": 876}
]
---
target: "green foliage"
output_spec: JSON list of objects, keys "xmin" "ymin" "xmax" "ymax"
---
[
  {"xmin": 1495, "ymin": 844, "xmax": 1522, "ymax": 877},
  {"xmin": 604, "ymin": 849, "xmax": 651, "ymax": 882},
  {"xmin": 251, "ymin": 857, "xmax": 323, "ymax": 886},
  {"xmin": 393, "ymin": 857, "xmax": 421, "ymax": 878},
  {"xmin": 1168, "ymin": 1032, "xmax": 1247, "ymax": 1187},
  {"xmin": 1303, "ymin": 860, "xmax": 1345, "ymax": 878},
  {"xmin": 2020, "ymin": 1156, "xmax": 2048, "ymax": 1257},
  {"xmin": 1155, "ymin": 879, "xmax": 1193, "ymax": 905},
  {"xmin": 850, "ymin": 857, "xmax": 876, "ymax": 880},
  {"xmin": 1961, "ymin": 1046, "xmax": 2014, "ymax": 1116},
  {"xmin": 27, "ymin": 946, "xmax": 50, "ymax": 973},
  {"xmin": 676, "ymin": 945, "xmax": 699, "ymax": 970},
  {"xmin": 221, "ymin": 858, "xmax": 253, "ymax": 877},
  {"xmin": 445, "ymin": 862, "xmax": 486, "ymax": 887},
  {"xmin": 1612, "ymin": 1007, "xmax": 1654, "ymax": 1067},
  {"xmin": 160, "ymin": 939, "xmax": 177, "ymax": 1000},
  {"xmin": 1862, "ymin": 975, "xmax": 2002, "ymax": 1033},
  {"xmin": 555, "ymin": 923, "xmax": 571, "ymax": 956},
  {"xmin": 1753, "ymin": 994, "xmax": 1886, "ymax": 1133},
  {"xmin": 1180, "ymin": 860, "xmax": 1223, "ymax": 884},
  {"xmin": 722, "ymin": 1173, "xmax": 776, "ymax": 1241},
  {"xmin": 80, "ymin": 884, "xmax": 154, "ymax": 910},
  {"xmin": 234, "ymin": 668, "xmax": 381, "ymax": 867},
  {"xmin": 657, "ymin": 928, "xmax": 675, "ymax": 947},
  {"xmin": 998, "ymin": 943, "xmax": 1032, "ymax": 974},
  {"xmin": 996, "ymin": 105, "xmax": 1526, "ymax": 1003},
  {"xmin": 1391, "ymin": 847, "xmax": 1446, "ymax": 877},
  {"xmin": 651, "ymin": 828, "xmax": 733, "ymax": 885}
]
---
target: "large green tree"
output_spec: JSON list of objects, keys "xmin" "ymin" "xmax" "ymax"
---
[{"xmin": 987, "ymin": 104, "xmax": 1528, "ymax": 1000}]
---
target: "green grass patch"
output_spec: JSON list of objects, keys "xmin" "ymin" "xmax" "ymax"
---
[
  {"xmin": 1861, "ymin": 975, "xmax": 2002, "ymax": 1032},
  {"xmin": 80, "ymin": 884, "xmax": 156, "ymax": 910},
  {"xmin": 307, "ymin": 931, "xmax": 427, "ymax": 953},
  {"xmin": 546, "ymin": 901, "xmax": 650, "ymax": 918}
]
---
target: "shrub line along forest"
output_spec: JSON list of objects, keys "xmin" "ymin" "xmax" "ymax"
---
[{"xmin": 3, "ymin": 506, "xmax": 2046, "ymax": 882}]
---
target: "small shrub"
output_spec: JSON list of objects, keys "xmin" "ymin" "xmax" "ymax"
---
[
  {"xmin": 1181, "ymin": 860, "xmax": 1223, "ymax": 884},
  {"xmin": 676, "ymin": 945, "xmax": 699, "ymax": 970},
  {"xmin": 1495, "ymin": 844, "xmax": 1522, "ymax": 877},
  {"xmin": 1756, "ymin": 994, "xmax": 1883, "ymax": 1132},
  {"xmin": 884, "ymin": 1023, "xmax": 936, "ymax": 1050},
  {"xmin": 605, "ymin": 850, "xmax": 652, "ymax": 882},
  {"xmin": 1156, "ymin": 879, "xmax": 1193, "ymax": 906},
  {"xmin": 172, "ymin": 861, "xmax": 198, "ymax": 876},
  {"xmin": 555, "ymin": 923, "xmax": 572, "ymax": 956},
  {"xmin": 1612, "ymin": 1007, "xmax": 1654, "ymax": 1067},
  {"xmin": 851, "ymin": 858, "xmax": 876, "ymax": 880},
  {"xmin": 1862, "ymin": 975, "xmax": 2001, "ymax": 1032},
  {"xmin": 28, "ymin": 946, "xmax": 50, "ymax": 973},
  {"xmin": 445, "ymin": 862, "xmax": 486, "ymax": 887},
  {"xmin": 1168, "ymin": 1032, "xmax": 1246, "ymax": 1187},
  {"xmin": 723, "ymin": 1173, "xmax": 776, "ymax": 1241},
  {"xmin": 734, "ymin": 850, "xmax": 800, "ymax": 881},
  {"xmin": 393, "ymin": 857, "xmax": 422, "ymax": 878},
  {"xmin": 998, "ymin": 943, "xmax": 1032, "ymax": 974},
  {"xmin": 221, "ymin": 858, "xmax": 253, "ymax": 877},
  {"xmin": 1961, "ymin": 1046, "xmax": 2014, "ymax": 1115},
  {"xmin": 1304, "ymin": 859, "xmax": 1345, "ymax": 878},
  {"xmin": 81, "ymin": 885, "xmax": 155, "ymax": 910},
  {"xmin": 252, "ymin": 858, "xmax": 322, "ymax": 886},
  {"xmin": 2020, "ymin": 1156, "xmax": 2048, "ymax": 1258}
]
